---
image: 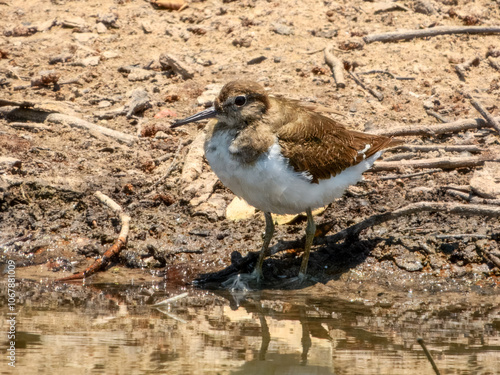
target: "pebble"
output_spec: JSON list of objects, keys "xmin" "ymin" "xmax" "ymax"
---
[
  {"xmin": 81, "ymin": 56, "xmax": 100, "ymax": 67},
  {"xmin": 96, "ymin": 22, "xmax": 108, "ymax": 34},
  {"xmin": 247, "ymin": 56, "xmax": 267, "ymax": 65},
  {"xmin": 226, "ymin": 197, "xmax": 256, "ymax": 221},
  {"xmin": 196, "ymin": 84, "xmax": 224, "ymax": 106},
  {"xmin": 72, "ymin": 33, "xmax": 98, "ymax": 44},
  {"xmin": 272, "ymin": 23, "xmax": 294, "ymax": 36},
  {"xmin": 127, "ymin": 68, "xmax": 155, "ymax": 82},
  {"xmin": 102, "ymin": 51, "xmax": 120, "ymax": 59},
  {"xmin": 98, "ymin": 100, "xmax": 112, "ymax": 108}
]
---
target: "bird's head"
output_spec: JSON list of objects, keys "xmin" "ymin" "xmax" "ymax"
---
[{"xmin": 171, "ymin": 80, "xmax": 270, "ymax": 129}]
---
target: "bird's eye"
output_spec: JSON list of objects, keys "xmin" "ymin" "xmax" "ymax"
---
[{"xmin": 234, "ymin": 95, "xmax": 246, "ymax": 106}]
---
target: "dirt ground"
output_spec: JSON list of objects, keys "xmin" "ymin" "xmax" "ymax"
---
[{"xmin": 1, "ymin": 0, "xmax": 500, "ymax": 296}]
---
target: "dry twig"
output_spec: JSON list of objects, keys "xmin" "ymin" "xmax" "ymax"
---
[
  {"xmin": 425, "ymin": 109, "xmax": 449, "ymax": 123},
  {"xmin": 393, "ymin": 144, "xmax": 483, "ymax": 153},
  {"xmin": 56, "ymin": 191, "xmax": 131, "ymax": 282},
  {"xmin": 347, "ymin": 70, "xmax": 384, "ymax": 101},
  {"xmin": 357, "ymin": 70, "xmax": 415, "ymax": 80},
  {"xmin": 324, "ymin": 46, "xmax": 345, "ymax": 88},
  {"xmin": 380, "ymin": 168, "xmax": 442, "ymax": 180},
  {"xmin": 462, "ymin": 92, "xmax": 500, "ymax": 135},
  {"xmin": 455, "ymin": 57, "xmax": 481, "ymax": 81},
  {"xmin": 364, "ymin": 26, "xmax": 500, "ymax": 44},
  {"xmin": 373, "ymin": 154, "xmax": 500, "ymax": 171},
  {"xmin": 374, "ymin": 116, "xmax": 500, "ymax": 137},
  {"xmin": 0, "ymin": 107, "xmax": 136, "ymax": 145},
  {"xmin": 446, "ymin": 189, "xmax": 500, "ymax": 206}
]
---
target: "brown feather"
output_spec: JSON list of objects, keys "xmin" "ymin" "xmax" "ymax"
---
[{"xmin": 267, "ymin": 97, "xmax": 399, "ymax": 183}]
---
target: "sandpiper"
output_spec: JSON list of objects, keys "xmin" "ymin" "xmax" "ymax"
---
[{"xmin": 172, "ymin": 80, "xmax": 398, "ymax": 282}]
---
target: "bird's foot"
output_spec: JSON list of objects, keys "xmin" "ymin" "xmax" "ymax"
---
[
  {"xmin": 222, "ymin": 270, "xmax": 262, "ymax": 291},
  {"xmin": 279, "ymin": 272, "xmax": 315, "ymax": 288}
]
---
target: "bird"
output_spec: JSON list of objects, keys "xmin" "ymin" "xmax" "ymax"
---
[{"xmin": 171, "ymin": 80, "xmax": 399, "ymax": 284}]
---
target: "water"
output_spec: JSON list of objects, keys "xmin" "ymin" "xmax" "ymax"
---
[{"xmin": 1, "ymin": 282, "xmax": 499, "ymax": 374}]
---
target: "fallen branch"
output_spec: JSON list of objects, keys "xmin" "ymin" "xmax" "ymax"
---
[
  {"xmin": 393, "ymin": 144, "xmax": 483, "ymax": 153},
  {"xmin": 347, "ymin": 70, "xmax": 384, "ymax": 101},
  {"xmin": 0, "ymin": 107, "xmax": 136, "ymax": 145},
  {"xmin": 455, "ymin": 57, "xmax": 480, "ymax": 81},
  {"xmin": 374, "ymin": 116, "xmax": 500, "ymax": 137},
  {"xmin": 324, "ymin": 45, "xmax": 345, "ymax": 88},
  {"xmin": 47, "ymin": 113, "xmax": 136, "ymax": 145},
  {"xmin": 425, "ymin": 109, "xmax": 449, "ymax": 123},
  {"xmin": 327, "ymin": 202, "xmax": 500, "ymax": 245},
  {"xmin": 55, "ymin": 191, "xmax": 131, "ymax": 282},
  {"xmin": 446, "ymin": 189, "xmax": 500, "ymax": 206},
  {"xmin": 372, "ymin": 154, "xmax": 500, "ymax": 171},
  {"xmin": 380, "ymin": 168, "xmax": 442, "ymax": 180},
  {"xmin": 0, "ymin": 98, "xmax": 35, "ymax": 108},
  {"xmin": 9, "ymin": 122, "xmax": 53, "ymax": 133},
  {"xmin": 383, "ymin": 152, "xmax": 417, "ymax": 162},
  {"xmin": 357, "ymin": 70, "xmax": 415, "ymax": 80},
  {"xmin": 462, "ymin": 92, "xmax": 500, "ymax": 135},
  {"xmin": 364, "ymin": 26, "xmax": 500, "ymax": 44},
  {"xmin": 481, "ymin": 250, "xmax": 500, "ymax": 269}
]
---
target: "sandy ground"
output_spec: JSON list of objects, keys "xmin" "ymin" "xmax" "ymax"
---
[{"xmin": 1, "ymin": 0, "xmax": 500, "ymax": 297}]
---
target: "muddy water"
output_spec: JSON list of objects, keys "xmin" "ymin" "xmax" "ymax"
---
[{"xmin": 1, "ymin": 281, "xmax": 499, "ymax": 375}]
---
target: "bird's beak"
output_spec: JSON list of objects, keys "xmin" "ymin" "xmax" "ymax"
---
[{"xmin": 171, "ymin": 106, "xmax": 217, "ymax": 128}]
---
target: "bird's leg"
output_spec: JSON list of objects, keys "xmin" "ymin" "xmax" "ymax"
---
[
  {"xmin": 252, "ymin": 212, "xmax": 275, "ymax": 281},
  {"xmin": 298, "ymin": 208, "xmax": 316, "ymax": 280}
]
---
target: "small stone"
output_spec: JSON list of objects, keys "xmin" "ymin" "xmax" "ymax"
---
[
  {"xmin": 247, "ymin": 56, "xmax": 267, "ymax": 65},
  {"xmin": 49, "ymin": 53, "xmax": 73, "ymax": 65},
  {"xmin": 226, "ymin": 197, "xmax": 256, "ymax": 221},
  {"xmin": 61, "ymin": 17, "xmax": 88, "ymax": 29},
  {"xmin": 394, "ymin": 253, "xmax": 424, "ymax": 272},
  {"xmin": 73, "ymin": 33, "xmax": 98, "ymax": 44},
  {"xmin": 159, "ymin": 53, "xmax": 194, "ymax": 80},
  {"xmin": 154, "ymin": 131, "xmax": 169, "ymax": 139},
  {"xmin": 414, "ymin": 0, "xmax": 436, "ymax": 15},
  {"xmin": 310, "ymin": 27, "xmax": 338, "ymax": 39},
  {"xmin": 193, "ymin": 193, "xmax": 227, "ymax": 221},
  {"xmin": 422, "ymin": 100, "xmax": 434, "ymax": 109},
  {"xmin": 273, "ymin": 56, "xmax": 282, "ymax": 63},
  {"xmin": 102, "ymin": 51, "xmax": 119, "ymax": 59},
  {"xmin": 98, "ymin": 13, "xmax": 119, "ymax": 28},
  {"xmin": 96, "ymin": 22, "xmax": 108, "ymax": 34},
  {"xmin": 349, "ymin": 99, "xmax": 363, "ymax": 113},
  {"xmin": 273, "ymin": 23, "xmax": 294, "ymax": 36},
  {"xmin": 81, "ymin": 56, "xmax": 100, "ymax": 66},
  {"xmin": 98, "ymin": 100, "xmax": 112, "ymax": 108},
  {"xmin": 127, "ymin": 68, "xmax": 155, "ymax": 82},
  {"xmin": 141, "ymin": 21, "xmax": 153, "ymax": 34},
  {"xmin": 196, "ymin": 84, "xmax": 224, "ymax": 106}
]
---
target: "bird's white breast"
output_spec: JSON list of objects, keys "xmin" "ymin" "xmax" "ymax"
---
[{"xmin": 205, "ymin": 131, "xmax": 381, "ymax": 215}]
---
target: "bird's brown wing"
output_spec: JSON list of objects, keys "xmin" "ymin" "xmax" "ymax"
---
[{"xmin": 275, "ymin": 101, "xmax": 397, "ymax": 183}]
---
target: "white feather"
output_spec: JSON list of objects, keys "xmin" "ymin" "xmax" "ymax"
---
[{"xmin": 205, "ymin": 132, "xmax": 381, "ymax": 215}]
